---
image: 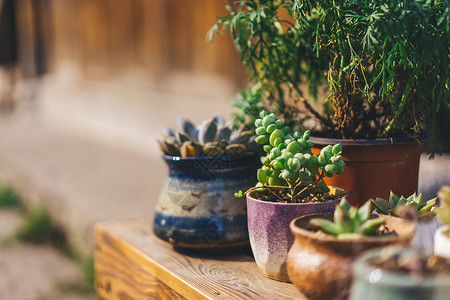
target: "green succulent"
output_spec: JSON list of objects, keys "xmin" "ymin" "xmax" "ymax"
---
[
  {"xmin": 437, "ymin": 186, "xmax": 450, "ymax": 226},
  {"xmin": 235, "ymin": 110, "xmax": 345, "ymax": 203},
  {"xmin": 372, "ymin": 191, "xmax": 437, "ymax": 220},
  {"xmin": 310, "ymin": 198, "xmax": 385, "ymax": 239},
  {"xmin": 158, "ymin": 115, "xmax": 256, "ymax": 157}
]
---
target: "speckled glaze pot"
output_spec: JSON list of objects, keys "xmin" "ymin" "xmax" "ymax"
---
[
  {"xmin": 351, "ymin": 247, "xmax": 450, "ymax": 300},
  {"xmin": 287, "ymin": 214, "xmax": 416, "ymax": 300},
  {"xmin": 153, "ymin": 154, "xmax": 258, "ymax": 249},
  {"xmin": 246, "ymin": 187, "xmax": 347, "ymax": 282}
]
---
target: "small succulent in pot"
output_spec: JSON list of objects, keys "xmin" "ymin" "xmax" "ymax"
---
[
  {"xmin": 310, "ymin": 198, "xmax": 387, "ymax": 239},
  {"xmin": 372, "ymin": 191, "xmax": 437, "ymax": 221},
  {"xmin": 158, "ymin": 114, "xmax": 257, "ymax": 157},
  {"xmin": 435, "ymin": 186, "xmax": 450, "ymax": 259},
  {"xmin": 437, "ymin": 186, "xmax": 450, "ymax": 228},
  {"xmin": 235, "ymin": 110, "xmax": 345, "ymax": 203}
]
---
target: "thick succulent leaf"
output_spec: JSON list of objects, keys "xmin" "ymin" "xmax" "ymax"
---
[
  {"xmin": 397, "ymin": 196, "xmax": 408, "ymax": 207},
  {"xmin": 407, "ymin": 193, "xmax": 417, "ymax": 203},
  {"xmin": 310, "ymin": 218, "xmax": 341, "ymax": 236},
  {"xmin": 224, "ymin": 144, "xmax": 246, "ymax": 155},
  {"xmin": 357, "ymin": 200, "xmax": 372, "ymax": 222},
  {"xmin": 158, "ymin": 138, "xmax": 181, "ymax": 156},
  {"xmin": 217, "ymin": 126, "xmax": 232, "ymax": 141},
  {"xmin": 165, "ymin": 128, "xmax": 176, "ymax": 137},
  {"xmin": 180, "ymin": 141, "xmax": 199, "ymax": 157},
  {"xmin": 203, "ymin": 145, "xmax": 223, "ymax": 156},
  {"xmin": 176, "ymin": 116, "xmax": 197, "ymax": 140},
  {"xmin": 213, "ymin": 114, "xmax": 226, "ymax": 127},
  {"xmin": 338, "ymin": 197, "xmax": 352, "ymax": 213},
  {"xmin": 230, "ymin": 130, "xmax": 253, "ymax": 145},
  {"xmin": 176, "ymin": 132, "xmax": 191, "ymax": 143},
  {"xmin": 358, "ymin": 218, "xmax": 385, "ymax": 236},
  {"xmin": 334, "ymin": 207, "xmax": 353, "ymax": 233},
  {"xmin": 418, "ymin": 198, "xmax": 437, "ymax": 213},
  {"xmin": 372, "ymin": 198, "xmax": 390, "ymax": 215},
  {"xmin": 389, "ymin": 191, "xmax": 399, "ymax": 208},
  {"xmin": 198, "ymin": 119, "xmax": 218, "ymax": 144}
]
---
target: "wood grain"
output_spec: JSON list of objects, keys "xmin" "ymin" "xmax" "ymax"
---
[{"xmin": 95, "ymin": 217, "xmax": 306, "ymax": 299}]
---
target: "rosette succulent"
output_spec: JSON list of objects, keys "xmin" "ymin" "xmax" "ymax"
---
[
  {"xmin": 235, "ymin": 110, "xmax": 345, "ymax": 202},
  {"xmin": 158, "ymin": 115, "xmax": 256, "ymax": 157},
  {"xmin": 310, "ymin": 198, "xmax": 385, "ymax": 239},
  {"xmin": 372, "ymin": 191, "xmax": 437, "ymax": 220},
  {"xmin": 437, "ymin": 186, "xmax": 450, "ymax": 226}
]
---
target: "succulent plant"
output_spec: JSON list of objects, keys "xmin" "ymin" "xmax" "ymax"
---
[
  {"xmin": 372, "ymin": 191, "xmax": 437, "ymax": 220},
  {"xmin": 235, "ymin": 110, "xmax": 345, "ymax": 203},
  {"xmin": 437, "ymin": 186, "xmax": 450, "ymax": 226},
  {"xmin": 310, "ymin": 198, "xmax": 385, "ymax": 239},
  {"xmin": 158, "ymin": 115, "xmax": 256, "ymax": 157}
]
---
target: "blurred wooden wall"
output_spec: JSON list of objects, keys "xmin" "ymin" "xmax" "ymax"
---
[{"xmin": 16, "ymin": 0, "xmax": 247, "ymax": 87}]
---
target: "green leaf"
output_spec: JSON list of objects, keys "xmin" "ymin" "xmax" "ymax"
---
[
  {"xmin": 310, "ymin": 219, "xmax": 341, "ymax": 236},
  {"xmin": 357, "ymin": 200, "xmax": 372, "ymax": 222},
  {"xmin": 234, "ymin": 190, "xmax": 244, "ymax": 198},
  {"xmin": 338, "ymin": 198, "xmax": 352, "ymax": 213},
  {"xmin": 372, "ymin": 198, "xmax": 390, "ymax": 215},
  {"xmin": 358, "ymin": 218, "xmax": 385, "ymax": 236},
  {"xmin": 418, "ymin": 198, "xmax": 437, "ymax": 213},
  {"xmin": 389, "ymin": 191, "xmax": 399, "ymax": 208}
]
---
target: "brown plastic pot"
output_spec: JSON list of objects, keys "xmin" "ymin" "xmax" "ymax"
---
[
  {"xmin": 286, "ymin": 213, "xmax": 417, "ymax": 300},
  {"xmin": 311, "ymin": 136, "xmax": 424, "ymax": 207}
]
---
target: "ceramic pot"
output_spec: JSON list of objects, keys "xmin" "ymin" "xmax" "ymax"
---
[
  {"xmin": 411, "ymin": 217, "xmax": 442, "ymax": 253},
  {"xmin": 434, "ymin": 225, "xmax": 450, "ymax": 259},
  {"xmin": 153, "ymin": 154, "xmax": 258, "ymax": 249},
  {"xmin": 287, "ymin": 214, "xmax": 416, "ymax": 300},
  {"xmin": 246, "ymin": 187, "xmax": 347, "ymax": 281},
  {"xmin": 311, "ymin": 136, "xmax": 423, "ymax": 207},
  {"xmin": 351, "ymin": 247, "xmax": 450, "ymax": 300}
]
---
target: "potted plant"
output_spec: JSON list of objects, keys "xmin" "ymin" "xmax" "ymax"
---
[
  {"xmin": 372, "ymin": 191, "xmax": 439, "ymax": 252},
  {"xmin": 287, "ymin": 198, "xmax": 417, "ymax": 300},
  {"xmin": 235, "ymin": 110, "xmax": 347, "ymax": 281},
  {"xmin": 153, "ymin": 115, "xmax": 259, "ymax": 249},
  {"xmin": 210, "ymin": 0, "xmax": 449, "ymax": 206},
  {"xmin": 435, "ymin": 185, "xmax": 450, "ymax": 259},
  {"xmin": 351, "ymin": 247, "xmax": 450, "ymax": 300}
]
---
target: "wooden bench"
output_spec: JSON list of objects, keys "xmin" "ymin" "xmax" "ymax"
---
[{"xmin": 95, "ymin": 216, "xmax": 306, "ymax": 299}]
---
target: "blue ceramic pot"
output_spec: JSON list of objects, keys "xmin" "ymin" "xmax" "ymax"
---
[{"xmin": 153, "ymin": 154, "xmax": 258, "ymax": 249}]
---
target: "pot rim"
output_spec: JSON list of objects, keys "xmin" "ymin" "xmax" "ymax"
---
[
  {"xmin": 162, "ymin": 153, "xmax": 256, "ymax": 161},
  {"xmin": 310, "ymin": 134, "xmax": 427, "ymax": 146},
  {"xmin": 353, "ymin": 246, "xmax": 450, "ymax": 287},
  {"xmin": 290, "ymin": 213, "xmax": 416, "ymax": 245},
  {"xmin": 246, "ymin": 186, "xmax": 347, "ymax": 206}
]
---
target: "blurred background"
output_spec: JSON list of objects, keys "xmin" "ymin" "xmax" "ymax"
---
[
  {"xmin": 0, "ymin": 1, "xmax": 448, "ymax": 300},
  {"xmin": 0, "ymin": 1, "xmax": 248, "ymax": 299}
]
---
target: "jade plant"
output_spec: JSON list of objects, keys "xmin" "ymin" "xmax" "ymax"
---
[
  {"xmin": 210, "ymin": 0, "xmax": 449, "ymax": 149},
  {"xmin": 372, "ymin": 191, "xmax": 437, "ymax": 220},
  {"xmin": 158, "ymin": 115, "xmax": 256, "ymax": 157},
  {"xmin": 235, "ymin": 110, "xmax": 345, "ymax": 203},
  {"xmin": 310, "ymin": 198, "xmax": 385, "ymax": 239}
]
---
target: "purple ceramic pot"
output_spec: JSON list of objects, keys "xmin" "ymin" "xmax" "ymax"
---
[{"xmin": 246, "ymin": 187, "xmax": 347, "ymax": 281}]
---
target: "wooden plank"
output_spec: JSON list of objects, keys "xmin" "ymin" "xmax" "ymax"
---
[{"xmin": 95, "ymin": 217, "xmax": 305, "ymax": 300}]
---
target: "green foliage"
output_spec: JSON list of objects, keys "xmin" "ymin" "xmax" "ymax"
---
[
  {"xmin": 372, "ymin": 191, "xmax": 437, "ymax": 219},
  {"xmin": 437, "ymin": 186, "xmax": 450, "ymax": 226},
  {"xmin": 211, "ymin": 0, "xmax": 449, "ymax": 146},
  {"xmin": 310, "ymin": 198, "xmax": 385, "ymax": 238},
  {"xmin": 158, "ymin": 115, "xmax": 256, "ymax": 157},
  {"xmin": 0, "ymin": 184, "xmax": 21, "ymax": 208},
  {"xmin": 15, "ymin": 206, "xmax": 66, "ymax": 247},
  {"xmin": 236, "ymin": 110, "xmax": 345, "ymax": 202}
]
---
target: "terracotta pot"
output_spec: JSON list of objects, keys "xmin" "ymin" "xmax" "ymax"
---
[
  {"xmin": 311, "ymin": 136, "xmax": 423, "ymax": 207},
  {"xmin": 153, "ymin": 154, "xmax": 258, "ymax": 249},
  {"xmin": 287, "ymin": 213, "xmax": 416, "ymax": 300},
  {"xmin": 246, "ymin": 187, "xmax": 347, "ymax": 282}
]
